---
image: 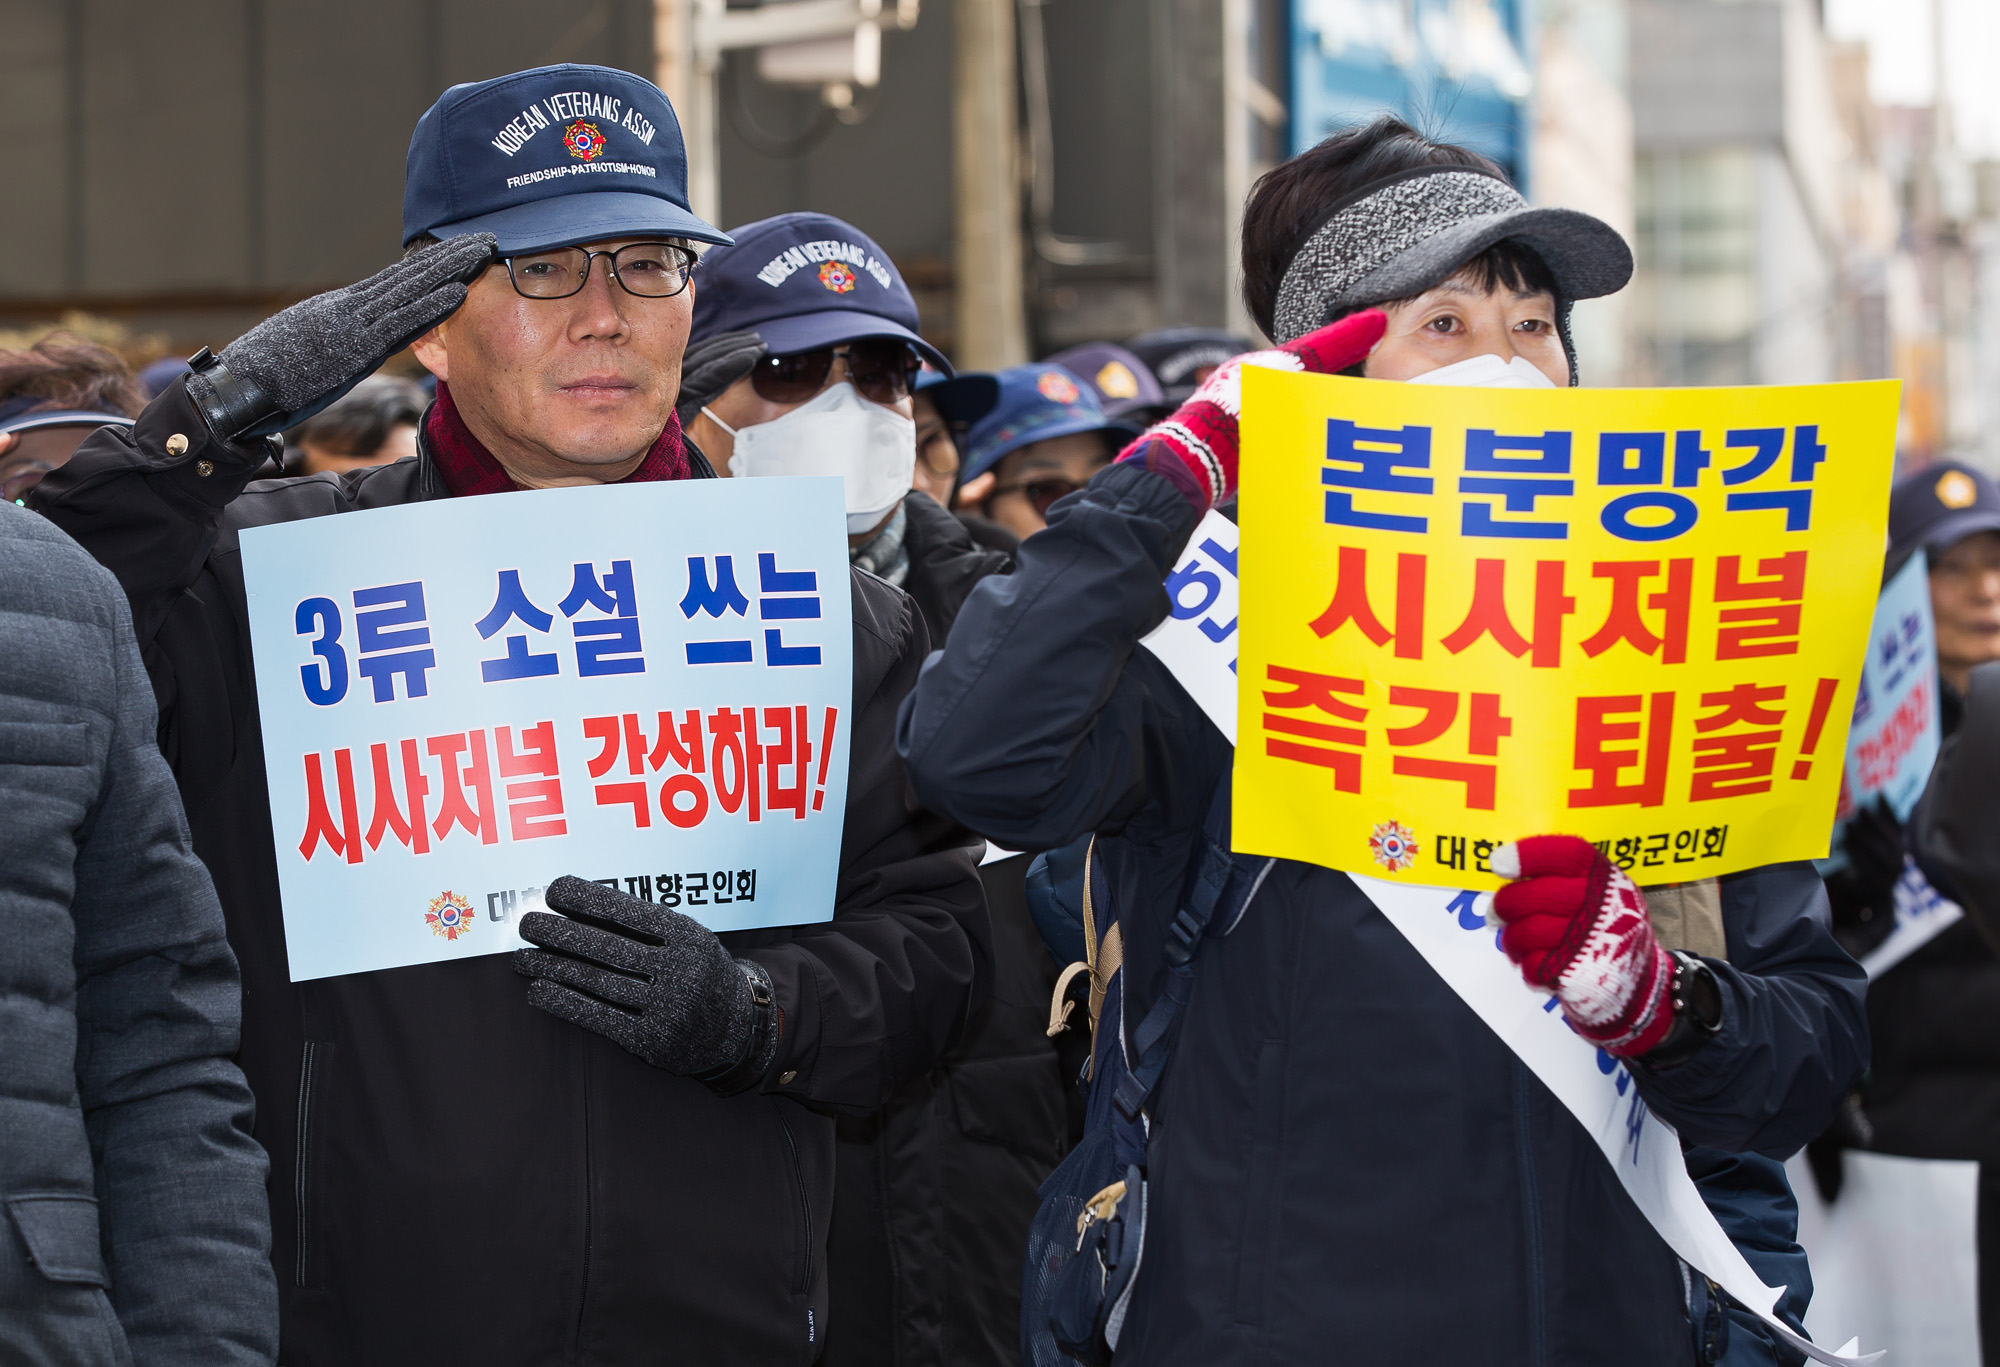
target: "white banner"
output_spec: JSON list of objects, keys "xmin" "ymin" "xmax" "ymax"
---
[
  {"xmin": 1141, "ymin": 509, "xmax": 1239, "ymax": 743},
  {"xmin": 1351, "ymin": 876, "xmax": 1878, "ymax": 1365}
]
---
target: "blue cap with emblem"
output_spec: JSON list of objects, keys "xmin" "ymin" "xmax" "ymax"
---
[
  {"xmin": 690, "ymin": 212, "xmax": 950, "ymax": 372},
  {"xmin": 961, "ymin": 363, "xmax": 1137, "ymax": 482},
  {"xmin": 403, "ymin": 63, "xmax": 730, "ymax": 254}
]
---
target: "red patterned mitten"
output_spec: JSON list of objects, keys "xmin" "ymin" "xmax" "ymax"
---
[
  {"xmin": 1489, "ymin": 835, "xmax": 1676, "ymax": 1057},
  {"xmin": 1117, "ymin": 309, "xmax": 1387, "ymax": 510}
]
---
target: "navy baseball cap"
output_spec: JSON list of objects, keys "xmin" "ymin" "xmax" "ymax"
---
[
  {"xmin": 1889, "ymin": 461, "xmax": 2000, "ymax": 572},
  {"xmin": 403, "ymin": 64, "xmax": 729, "ymax": 254},
  {"xmin": 962, "ymin": 364, "xmax": 1133, "ymax": 481},
  {"xmin": 1044, "ymin": 342, "xmax": 1166, "ymax": 421},
  {"xmin": 915, "ymin": 367, "xmax": 999, "ymax": 426},
  {"xmin": 690, "ymin": 213, "xmax": 949, "ymax": 372},
  {"xmin": 1126, "ymin": 327, "xmax": 1257, "ymax": 404}
]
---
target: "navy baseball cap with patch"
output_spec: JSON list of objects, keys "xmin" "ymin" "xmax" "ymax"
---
[
  {"xmin": 690, "ymin": 212, "xmax": 949, "ymax": 372},
  {"xmin": 1888, "ymin": 461, "xmax": 2000, "ymax": 572},
  {"xmin": 915, "ymin": 367, "xmax": 999, "ymax": 426},
  {"xmin": 962, "ymin": 363, "xmax": 1133, "ymax": 481},
  {"xmin": 403, "ymin": 64, "xmax": 730, "ymax": 254},
  {"xmin": 1044, "ymin": 342, "xmax": 1166, "ymax": 421}
]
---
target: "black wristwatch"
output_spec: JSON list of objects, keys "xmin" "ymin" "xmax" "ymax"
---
[{"xmin": 1642, "ymin": 951, "xmax": 1724, "ymax": 1068}]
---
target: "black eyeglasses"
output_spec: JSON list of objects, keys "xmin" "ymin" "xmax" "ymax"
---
[
  {"xmin": 751, "ymin": 341, "xmax": 921, "ymax": 407},
  {"xmin": 503, "ymin": 242, "xmax": 697, "ymax": 299},
  {"xmin": 991, "ymin": 477, "xmax": 1084, "ymax": 517}
]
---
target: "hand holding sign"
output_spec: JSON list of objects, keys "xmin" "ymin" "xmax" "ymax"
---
[
  {"xmin": 1491, "ymin": 836, "xmax": 1678, "ymax": 1057},
  {"xmin": 517, "ymin": 875, "xmax": 777, "ymax": 1089}
]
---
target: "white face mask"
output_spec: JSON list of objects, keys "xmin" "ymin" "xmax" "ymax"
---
[
  {"xmin": 1404, "ymin": 353, "xmax": 1558, "ymax": 389},
  {"xmin": 706, "ymin": 381, "xmax": 917, "ymax": 534}
]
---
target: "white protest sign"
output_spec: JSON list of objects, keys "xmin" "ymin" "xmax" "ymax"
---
[
  {"xmin": 1350, "ymin": 877, "xmax": 1879, "ymax": 1366},
  {"xmin": 241, "ymin": 477, "xmax": 853, "ymax": 982},
  {"xmin": 1141, "ymin": 509, "xmax": 1239, "ymax": 742},
  {"xmin": 1858, "ymin": 855, "xmax": 1965, "ymax": 978}
]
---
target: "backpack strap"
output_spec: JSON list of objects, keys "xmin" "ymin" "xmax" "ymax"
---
[{"xmin": 1111, "ymin": 773, "xmax": 1266, "ymax": 1127}]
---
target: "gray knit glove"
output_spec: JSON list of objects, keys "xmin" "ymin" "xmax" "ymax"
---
[
  {"xmin": 516, "ymin": 875, "xmax": 779, "ymax": 1092},
  {"xmin": 185, "ymin": 232, "xmax": 497, "ymax": 441}
]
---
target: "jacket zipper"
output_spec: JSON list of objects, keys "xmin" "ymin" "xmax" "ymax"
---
[
  {"xmin": 294, "ymin": 1041, "xmax": 321, "ymax": 1288},
  {"xmin": 776, "ymin": 1108, "xmax": 813, "ymax": 1295}
]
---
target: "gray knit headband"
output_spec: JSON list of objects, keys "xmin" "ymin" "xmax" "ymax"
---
[{"xmin": 1270, "ymin": 166, "xmax": 1633, "ymax": 347}]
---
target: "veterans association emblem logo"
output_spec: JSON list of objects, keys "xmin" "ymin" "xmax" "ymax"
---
[
  {"xmin": 1937, "ymin": 469, "xmax": 1979, "ymax": 510},
  {"xmin": 1368, "ymin": 821, "xmax": 1419, "ymax": 873},
  {"xmin": 1094, "ymin": 360, "xmax": 1140, "ymax": 400},
  {"xmin": 425, "ymin": 891, "xmax": 475, "ymax": 941},
  {"xmin": 818, "ymin": 260, "xmax": 857, "ymax": 293},
  {"xmin": 564, "ymin": 120, "xmax": 607, "ymax": 161},
  {"xmin": 1037, "ymin": 370, "xmax": 1080, "ymax": 404}
]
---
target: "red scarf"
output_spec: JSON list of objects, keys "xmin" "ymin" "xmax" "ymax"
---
[{"xmin": 425, "ymin": 380, "xmax": 690, "ymax": 497}]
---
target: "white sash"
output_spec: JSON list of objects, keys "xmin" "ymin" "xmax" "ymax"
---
[
  {"xmin": 1350, "ymin": 876, "xmax": 1877, "ymax": 1365},
  {"xmin": 1858, "ymin": 857, "xmax": 1964, "ymax": 979}
]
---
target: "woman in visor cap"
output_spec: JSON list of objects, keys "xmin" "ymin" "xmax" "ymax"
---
[{"xmin": 899, "ymin": 117, "xmax": 1865, "ymax": 1366}]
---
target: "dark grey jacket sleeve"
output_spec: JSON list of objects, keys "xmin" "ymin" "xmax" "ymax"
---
[
  {"xmin": 73, "ymin": 567, "xmax": 277, "ymax": 1364},
  {"xmin": 897, "ymin": 461, "xmax": 1207, "ymax": 847},
  {"xmin": 1635, "ymin": 862, "xmax": 1868, "ymax": 1157},
  {"xmin": 1913, "ymin": 659, "xmax": 2000, "ymax": 947}
]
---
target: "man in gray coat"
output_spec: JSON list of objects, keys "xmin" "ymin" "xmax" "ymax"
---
[{"xmin": 0, "ymin": 494, "xmax": 276, "ymax": 1365}]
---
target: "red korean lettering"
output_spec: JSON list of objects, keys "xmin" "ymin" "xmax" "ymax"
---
[
  {"xmin": 1579, "ymin": 559, "xmax": 1693, "ymax": 664},
  {"xmin": 298, "ymin": 748, "xmax": 362, "ymax": 864},
  {"xmin": 763, "ymin": 705, "xmax": 813, "ymax": 820},
  {"xmin": 709, "ymin": 706, "xmax": 764, "ymax": 820},
  {"xmin": 1714, "ymin": 551, "xmax": 1807, "ymax": 660},
  {"xmin": 428, "ymin": 730, "xmax": 499, "ymax": 845},
  {"xmin": 364, "ymin": 738, "xmax": 431, "ymax": 854},
  {"xmin": 1439, "ymin": 559, "xmax": 1574, "ymax": 668},
  {"xmin": 496, "ymin": 721, "xmax": 566, "ymax": 840},
  {"xmin": 1568, "ymin": 693, "xmax": 1675, "ymax": 809},
  {"xmin": 1308, "ymin": 547, "xmax": 1428, "ymax": 660},
  {"xmin": 1690, "ymin": 682, "xmax": 1787, "ymax": 800},
  {"xmin": 1382, "ymin": 687, "xmax": 1513, "ymax": 810},
  {"xmin": 1261, "ymin": 665, "xmax": 1366, "ymax": 791}
]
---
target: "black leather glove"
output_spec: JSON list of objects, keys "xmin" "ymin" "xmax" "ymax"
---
[
  {"xmin": 515, "ymin": 875, "xmax": 779, "ymax": 1092},
  {"xmin": 1825, "ymin": 796, "xmax": 1905, "ymax": 957},
  {"xmin": 185, "ymin": 233, "xmax": 497, "ymax": 442}
]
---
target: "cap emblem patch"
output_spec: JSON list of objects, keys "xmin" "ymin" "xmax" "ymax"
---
[
  {"xmin": 818, "ymin": 260, "xmax": 858, "ymax": 293},
  {"xmin": 1095, "ymin": 361, "xmax": 1140, "ymax": 399},
  {"xmin": 1937, "ymin": 470, "xmax": 1978, "ymax": 510},
  {"xmin": 1037, "ymin": 370, "xmax": 1080, "ymax": 404},
  {"xmin": 563, "ymin": 120, "xmax": 607, "ymax": 161}
]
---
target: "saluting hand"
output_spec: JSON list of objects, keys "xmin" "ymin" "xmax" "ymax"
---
[{"xmin": 185, "ymin": 232, "xmax": 498, "ymax": 443}]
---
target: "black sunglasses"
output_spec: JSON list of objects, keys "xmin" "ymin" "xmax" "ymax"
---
[{"xmin": 751, "ymin": 341, "xmax": 920, "ymax": 407}]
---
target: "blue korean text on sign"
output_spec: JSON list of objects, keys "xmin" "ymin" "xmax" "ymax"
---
[{"xmin": 240, "ymin": 476, "xmax": 853, "ymax": 981}]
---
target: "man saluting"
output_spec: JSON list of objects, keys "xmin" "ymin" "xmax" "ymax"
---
[{"xmin": 36, "ymin": 64, "xmax": 987, "ymax": 1366}]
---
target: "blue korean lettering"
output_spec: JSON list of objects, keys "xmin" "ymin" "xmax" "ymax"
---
[
  {"xmin": 681, "ymin": 555, "xmax": 753, "ymax": 664},
  {"xmin": 1165, "ymin": 537, "xmax": 1238, "ymax": 656},
  {"xmin": 1672, "ymin": 431, "xmax": 1709, "ymax": 487},
  {"xmin": 1323, "ymin": 420, "xmax": 1431, "ymax": 533},
  {"xmin": 1460, "ymin": 429, "xmax": 1573, "ymax": 539},
  {"xmin": 758, "ymin": 553, "xmax": 822, "ymax": 667},
  {"xmin": 1721, "ymin": 426, "xmax": 1820, "ymax": 530},
  {"xmin": 351, "ymin": 582, "xmax": 436, "ymax": 702},
  {"xmin": 560, "ymin": 560, "xmax": 645, "ymax": 676},
  {"xmin": 1596, "ymin": 432, "xmax": 1700, "ymax": 542},
  {"xmin": 295, "ymin": 597, "xmax": 348, "ymax": 706},
  {"xmin": 1446, "ymin": 889, "xmax": 1484, "ymax": 931},
  {"xmin": 474, "ymin": 569, "xmax": 560, "ymax": 682},
  {"xmin": 1720, "ymin": 429, "xmax": 1784, "ymax": 485}
]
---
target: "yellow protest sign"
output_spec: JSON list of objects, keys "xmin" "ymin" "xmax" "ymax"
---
[{"xmin": 1233, "ymin": 370, "xmax": 1899, "ymax": 890}]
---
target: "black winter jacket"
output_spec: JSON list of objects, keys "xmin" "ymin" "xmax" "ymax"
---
[
  {"xmin": 826, "ymin": 490, "xmax": 1071, "ymax": 1367},
  {"xmin": 897, "ymin": 461, "xmax": 1870, "ymax": 1366},
  {"xmin": 33, "ymin": 383, "xmax": 990, "ymax": 1367}
]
